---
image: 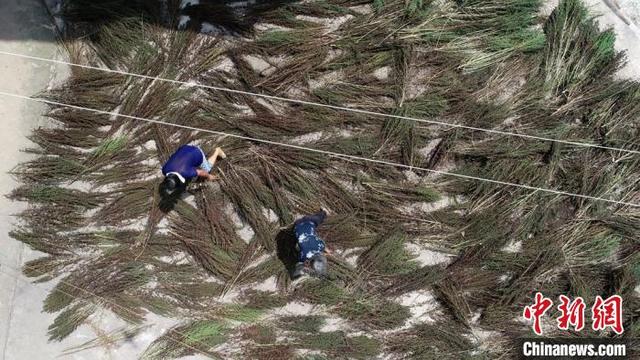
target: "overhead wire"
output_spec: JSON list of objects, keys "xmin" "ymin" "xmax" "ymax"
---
[
  {"xmin": 2, "ymin": 6, "xmax": 637, "ymax": 358},
  {"xmin": 0, "ymin": 50, "xmax": 638, "ymax": 156},
  {"xmin": 1, "ymin": 91, "xmax": 637, "ymax": 208}
]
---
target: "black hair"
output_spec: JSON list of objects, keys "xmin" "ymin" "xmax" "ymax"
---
[{"xmin": 160, "ymin": 173, "xmax": 182, "ymax": 197}]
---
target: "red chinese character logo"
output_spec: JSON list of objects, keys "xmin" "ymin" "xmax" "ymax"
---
[
  {"xmin": 523, "ymin": 292, "xmax": 553, "ymax": 335},
  {"xmin": 591, "ymin": 295, "xmax": 623, "ymax": 334},
  {"xmin": 557, "ymin": 295, "xmax": 585, "ymax": 331}
]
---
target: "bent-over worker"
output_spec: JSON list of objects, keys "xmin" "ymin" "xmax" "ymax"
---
[
  {"xmin": 160, "ymin": 144, "xmax": 226, "ymax": 197},
  {"xmin": 293, "ymin": 208, "xmax": 330, "ymax": 278}
]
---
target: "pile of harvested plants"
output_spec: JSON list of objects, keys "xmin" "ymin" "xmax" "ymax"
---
[{"xmin": 9, "ymin": 0, "xmax": 640, "ymax": 358}]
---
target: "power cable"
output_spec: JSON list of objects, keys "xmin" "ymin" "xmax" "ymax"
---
[
  {"xmin": 0, "ymin": 50, "xmax": 638, "ymax": 155},
  {"xmin": 1, "ymin": 90, "xmax": 637, "ymax": 208}
]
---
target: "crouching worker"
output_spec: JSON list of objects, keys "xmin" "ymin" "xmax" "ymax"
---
[
  {"xmin": 293, "ymin": 209, "xmax": 330, "ymax": 279},
  {"xmin": 160, "ymin": 145, "xmax": 226, "ymax": 197}
]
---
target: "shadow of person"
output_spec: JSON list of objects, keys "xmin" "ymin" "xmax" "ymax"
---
[{"xmin": 275, "ymin": 226, "xmax": 299, "ymax": 280}]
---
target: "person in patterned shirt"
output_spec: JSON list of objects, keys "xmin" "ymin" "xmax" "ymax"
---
[{"xmin": 292, "ymin": 208, "xmax": 331, "ymax": 278}]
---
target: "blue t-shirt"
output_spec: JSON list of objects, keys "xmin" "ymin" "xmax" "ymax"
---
[
  {"xmin": 295, "ymin": 220, "xmax": 325, "ymax": 262},
  {"xmin": 162, "ymin": 145, "xmax": 204, "ymax": 180}
]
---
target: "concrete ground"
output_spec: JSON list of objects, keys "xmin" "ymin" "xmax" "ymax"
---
[
  {"xmin": 545, "ymin": 0, "xmax": 640, "ymax": 80},
  {"xmin": 0, "ymin": 2, "xmax": 193, "ymax": 359},
  {"xmin": 0, "ymin": 1, "xmax": 127, "ymax": 359},
  {"xmin": 591, "ymin": 0, "xmax": 640, "ymax": 80},
  {"xmin": 0, "ymin": 0, "xmax": 71, "ymax": 358}
]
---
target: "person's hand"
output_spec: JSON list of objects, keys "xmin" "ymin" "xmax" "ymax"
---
[{"xmin": 196, "ymin": 169, "xmax": 210, "ymax": 179}]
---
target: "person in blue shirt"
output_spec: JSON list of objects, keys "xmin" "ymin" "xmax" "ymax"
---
[
  {"xmin": 292, "ymin": 208, "xmax": 331, "ymax": 278},
  {"xmin": 160, "ymin": 145, "xmax": 226, "ymax": 197}
]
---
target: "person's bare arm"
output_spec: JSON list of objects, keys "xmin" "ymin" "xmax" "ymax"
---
[
  {"xmin": 196, "ymin": 169, "xmax": 218, "ymax": 181},
  {"xmin": 324, "ymin": 244, "xmax": 332, "ymax": 255}
]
